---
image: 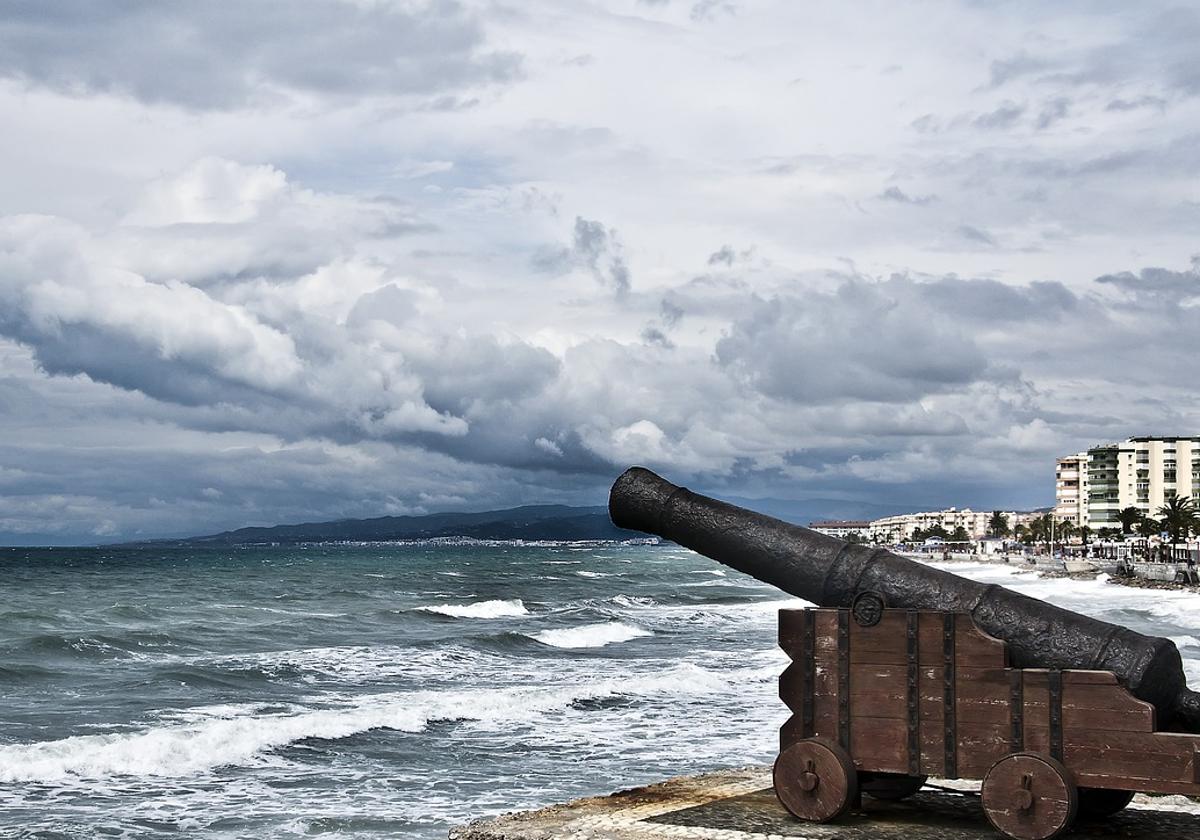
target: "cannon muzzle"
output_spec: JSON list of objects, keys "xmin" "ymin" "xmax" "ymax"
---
[{"xmin": 610, "ymin": 466, "xmax": 1200, "ymax": 732}]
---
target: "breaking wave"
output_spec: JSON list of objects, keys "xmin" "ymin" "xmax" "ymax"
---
[
  {"xmin": 417, "ymin": 599, "xmax": 529, "ymax": 619},
  {"xmin": 0, "ymin": 663, "xmax": 741, "ymax": 783},
  {"xmin": 529, "ymin": 622, "xmax": 651, "ymax": 649}
]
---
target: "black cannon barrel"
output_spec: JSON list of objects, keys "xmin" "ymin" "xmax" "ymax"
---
[{"xmin": 610, "ymin": 466, "xmax": 1200, "ymax": 733}]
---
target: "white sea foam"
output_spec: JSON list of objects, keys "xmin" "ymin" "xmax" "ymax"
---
[
  {"xmin": 0, "ymin": 662, "xmax": 753, "ymax": 783},
  {"xmin": 529, "ymin": 622, "xmax": 651, "ymax": 649},
  {"xmin": 576, "ymin": 570, "xmax": 613, "ymax": 578},
  {"xmin": 418, "ymin": 599, "xmax": 528, "ymax": 618},
  {"xmin": 611, "ymin": 594, "xmax": 658, "ymax": 608}
]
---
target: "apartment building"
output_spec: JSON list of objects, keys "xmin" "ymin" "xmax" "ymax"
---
[
  {"xmin": 1055, "ymin": 452, "xmax": 1089, "ymax": 527},
  {"xmin": 1079, "ymin": 436, "xmax": 1200, "ymax": 528},
  {"xmin": 866, "ymin": 508, "xmax": 1023, "ymax": 543},
  {"xmin": 807, "ymin": 520, "xmax": 871, "ymax": 539}
]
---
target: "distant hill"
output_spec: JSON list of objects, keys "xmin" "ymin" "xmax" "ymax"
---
[{"xmin": 158, "ymin": 505, "xmax": 641, "ymax": 545}]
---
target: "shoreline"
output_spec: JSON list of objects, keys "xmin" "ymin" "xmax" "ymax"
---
[
  {"xmin": 450, "ymin": 766, "xmax": 1200, "ymax": 839},
  {"xmin": 900, "ymin": 550, "xmax": 1200, "ymax": 592}
]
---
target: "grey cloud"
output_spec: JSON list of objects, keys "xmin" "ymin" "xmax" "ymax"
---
[
  {"xmin": 640, "ymin": 326, "xmax": 674, "ymax": 348},
  {"xmin": 708, "ymin": 245, "xmax": 736, "ymax": 266},
  {"xmin": 691, "ymin": 0, "xmax": 737, "ymax": 21},
  {"xmin": 989, "ymin": 52, "xmax": 1055, "ymax": 87},
  {"xmin": 986, "ymin": 8, "xmax": 1200, "ymax": 101},
  {"xmin": 660, "ymin": 299, "xmax": 684, "ymax": 327},
  {"xmin": 1094, "ymin": 261, "xmax": 1200, "ymax": 300},
  {"xmin": 912, "ymin": 277, "xmax": 1079, "ymax": 322},
  {"xmin": 1035, "ymin": 97, "xmax": 1071, "ymax": 129},
  {"xmin": 714, "ymin": 279, "xmax": 993, "ymax": 404},
  {"xmin": 911, "ymin": 114, "xmax": 938, "ymax": 134},
  {"xmin": 406, "ymin": 334, "xmax": 561, "ymax": 416},
  {"xmin": 958, "ymin": 225, "xmax": 997, "ymax": 246},
  {"xmin": 5, "ymin": 247, "xmax": 1200, "ymax": 542},
  {"xmin": 974, "ymin": 101, "xmax": 1026, "ymax": 130},
  {"xmin": 534, "ymin": 217, "xmax": 632, "ymax": 297},
  {"xmin": 0, "ymin": 0, "xmax": 521, "ymax": 109},
  {"xmin": 1106, "ymin": 95, "xmax": 1168, "ymax": 111},
  {"xmin": 879, "ymin": 186, "xmax": 936, "ymax": 205}
]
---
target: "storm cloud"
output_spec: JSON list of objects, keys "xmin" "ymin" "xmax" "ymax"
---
[
  {"xmin": 0, "ymin": 0, "xmax": 520, "ymax": 109},
  {"xmin": 0, "ymin": 0, "xmax": 1197, "ymax": 543}
]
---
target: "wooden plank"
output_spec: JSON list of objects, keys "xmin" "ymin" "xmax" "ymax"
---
[
  {"xmin": 846, "ymin": 610, "xmax": 910, "ymax": 665},
  {"xmin": 1067, "ymin": 744, "xmax": 1195, "ymax": 787},
  {"xmin": 956, "ymin": 721, "xmax": 1013, "ymax": 778},
  {"xmin": 779, "ymin": 662, "xmax": 803, "ymax": 712},
  {"xmin": 919, "ymin": 612, "xmax": 1007, "ymax": 668},
  {"xmin": 1020, "ymin": 676, "xmax": 1156, "ymax": 733},
  {"xmin": 847, "ymin": 716, "xmax": 909, "ymax": 773},
  {"xmin": 778, "ymin": 608, "xmax": 808, "ymax": 654}
]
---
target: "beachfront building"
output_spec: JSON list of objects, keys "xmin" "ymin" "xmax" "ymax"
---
[
  {"xmin": 1055, "ymin": 452, "xmax": 1089, "ymax": 528},
  {"xmin": 865, "ymin": 508, "xmax": 1023, "ymax": 543},
  {"xmin": 1074, "ymin": 436, "xmax": 1200, "ymax": 529},
  {"xmin": 808, "ymin": 520, "xmax": 871, "ymax": 539}
]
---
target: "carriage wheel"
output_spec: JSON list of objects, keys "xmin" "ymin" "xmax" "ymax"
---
[
  {"xmin": 859, "ymin": 771, "xmax": 927, "ymax": 801},
  {"xmin": 981, "ymin": 753, "xmax": 1078, "ymax": 840},
  {"xmin": 1076, "ymin": 787, "xmax": 1134, "ymax": 819},
  {"xmin": 774, "ymin": 738, "xmax": 859, "ymax": 823}
]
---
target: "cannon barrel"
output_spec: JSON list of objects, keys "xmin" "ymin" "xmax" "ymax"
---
[{"xmin": 610, "ymin": 466, "xmax": 1200, "ymax": 732}]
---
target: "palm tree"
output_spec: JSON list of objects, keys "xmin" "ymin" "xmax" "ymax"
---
[
  {"xmin": 1137, "ymin": 517, "xmax": 1161, "ymax": 538},
  {"xmin": 1158, "ymin": 494, "xmax": 1199, "ymax": 559},
  {"xmin": 1057, "ymin": 520, "xmax": 1078, "ymax": 544},
  {"xmin": 1117, "ymin": 506, "xmax": 1143, "ymax": 535},
  {"xmin": 1026, "ymin": 514, "xmax": 1053, "ymax": 548},
  {"xmin": 988, "ymin": 511, "xmax": 1010, "ymax": 538}
]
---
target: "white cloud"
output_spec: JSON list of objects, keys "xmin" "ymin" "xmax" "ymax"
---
[{"xmin": 0, "ymin": 1, "xmax": 1198, "ymax": 541}]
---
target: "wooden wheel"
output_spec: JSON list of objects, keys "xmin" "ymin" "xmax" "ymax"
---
[
  {"xmin": 981, "ymin": 753, "xmax": 1078, "ymax": 840},
  {"xmin": 774, "ymin": 738, "xmax": 859, "ymax": 823},
  {"xmin": 860, "ymin": 771, "xmax": 927, "ymax": 801},
  {"xmin": 1076, "ymin": 787, "xmax": 1134, "ymax": 819}
]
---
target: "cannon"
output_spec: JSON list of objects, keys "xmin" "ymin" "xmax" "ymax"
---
[{"xmin": 609, "ymin": 466, "xmax": 1200, "ymax": 840}]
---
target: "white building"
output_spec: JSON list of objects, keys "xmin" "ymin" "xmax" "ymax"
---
[
  {"xmin": 1077, "ymin": 436, "xmax": 1200, "ymax": 529},
  {"xmin": 808, "ymin": 520, "xmax": 871, "ymax": 539},
  {"xmin": 1055, "ymin": 452, "xmax": 1089, "ymax": 527},
  {"xmin": 866, "ymin": 508, "xmax": 1023, "ymax": 543}
]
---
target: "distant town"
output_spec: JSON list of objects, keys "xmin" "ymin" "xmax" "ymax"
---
[{"xmin": 809, "ymin": 435, "xmax": 1200, "ymax": 584}]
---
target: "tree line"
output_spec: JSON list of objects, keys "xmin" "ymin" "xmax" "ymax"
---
[{"xmin": 981, "ymin": 495, "xmax": 1199, "ymax": 548}]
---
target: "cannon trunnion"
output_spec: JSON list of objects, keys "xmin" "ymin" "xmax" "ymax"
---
[{"xmin": 776, "ymin": 603, "xmax": 1200, "ymax": 840}]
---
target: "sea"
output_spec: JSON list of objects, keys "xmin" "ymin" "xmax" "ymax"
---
[{"xmin": 3, "ymin": 542, "xmax": 1200, "ymax": 839}]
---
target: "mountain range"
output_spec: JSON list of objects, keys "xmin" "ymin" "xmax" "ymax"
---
[{"xmin": 152, "ymin": 495, "xmax": 914, "ymax": 545}]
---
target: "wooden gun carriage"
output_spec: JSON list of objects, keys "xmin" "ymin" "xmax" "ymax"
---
[{"xmin": 774, "ymin": 597, "xmax": 1200, "ymax": 840}]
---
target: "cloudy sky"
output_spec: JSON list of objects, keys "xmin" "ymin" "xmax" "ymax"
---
[{"xmin": 1, "ymin": 1, "xmax": 1198, "ymax": 544}]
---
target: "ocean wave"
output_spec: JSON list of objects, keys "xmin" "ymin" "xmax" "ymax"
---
[
  {"xmin": 610, "ymin": 594, "xmax": 659, "ymax": 609},
  {"xmin": 418, "ymin": 599, "xmax": 529, "ymax": 619},
  {"xmin": 0, "ymin": 663, "xmax": 58, "ymax": 682},
  {"xmin": 529, "ymin": 622, "xmax": 651, "ymax": 649},
  {"xmin": 0, "ymin": 662, "xmax": 751, "ymax": 783},
  {"xmin": 7, "ymin": 633, "xmax": 152, "ymax": 661},
  {"xmin": 575, "ymin": 570, "xmax": 614, "ymax": 578},
  {"xmin": 299, "ymin": 537, "xmax": 659, "ymax": 548}
]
